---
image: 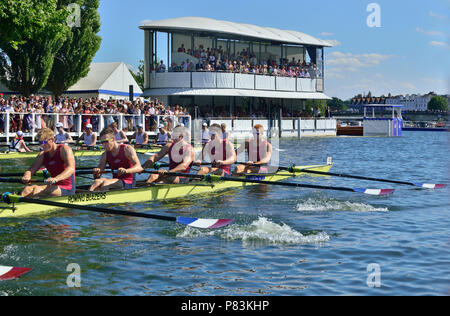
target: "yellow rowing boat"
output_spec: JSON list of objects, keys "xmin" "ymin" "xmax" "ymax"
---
[
  {"xmin": 0, "ymin": 163, "xmax": 332, "ymax": 218},
  {"xmin": 0, "ymin": 147, "xmax": 161, "ymax": 160}
]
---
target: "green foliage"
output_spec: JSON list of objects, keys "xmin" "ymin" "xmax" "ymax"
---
[
  {"xmin": 305, "ymin": 99, "xmax": 327, "ymax": 117},
  {"xmin": 131, "ymin": 60, "xmax": 145, "ymax": 90},
  {"xmin": 46, "ymin": 0, "xmax": 102, "ymax": 97},
  {"xmin": 0, "ymin": 0, "xmax": 70, "ymax": 96},
  {"xmin": 327, "ymin": 97, "xmax": 347, "ymax": 111},
  {"xmin": 427, "ymin": 95, "xmax": 448, "ymax": 111}
]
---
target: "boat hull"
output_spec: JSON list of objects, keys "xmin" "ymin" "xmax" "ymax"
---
[{"xmin": 0, "ymin": 164, "xmax": 332, "ymax": 218}]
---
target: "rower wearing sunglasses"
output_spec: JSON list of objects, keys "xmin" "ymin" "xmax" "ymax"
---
[
  {"xmin": 194, "ymin": 123, "xmax": 236, "ymax": 176},
  {"xmin": 89, "ymin": 126, "xmax": 143, "ymax": 191},
  {"xmin": 143, "ymin": 125, "xmax": 194, "ymax": 184},
  {"xmin": 234, "ymin": 124, "xmax": 272, "ymax": 175},
  {"xmin": 21, "ymin": 128, "xmax": 76, "ymax": 198}
]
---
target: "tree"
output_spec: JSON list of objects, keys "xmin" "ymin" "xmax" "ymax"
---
[
  {"xmin": 327, "ymin": 97, "xmax": 347, "ymax": 112},
  {"xmin": 0, "ymin": 0, "xmax": 69, "ymax": 96},
  {"xmin": 305, "ymin": 99, "xmax": 327, "ymax": 117},
  {"xmin": 46, "ymin": 0, "xmax": 102, "ymax": 97},
  {"xmin": 130, "ymin": 60, "xmax": 145, "ymax": 90},
  {"xmin": 428, "ymin": 96, "xmax": 448, "ymax": 112}
]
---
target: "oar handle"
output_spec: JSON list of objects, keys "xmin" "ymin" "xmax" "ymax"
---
[{"xmin": 0, "ymin": 177, "xmax": 40, "ymax": 184}]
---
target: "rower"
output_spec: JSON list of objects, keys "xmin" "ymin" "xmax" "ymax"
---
[
  {"xmin": 195, "ymin": 124, "xmax": 236, "ymax": 176},
  {"xmin": 78, "ymin": 123, "xmax": 97, "ymax": 148},
  {"xmin": 89, "ymin": 126, "xmax": 142, "ymax": 191},
  {"xmin": 110, "ymin": 121, "xmax": 128, "ymax": 143},
  {"xmin": 10, "ymin": 131, "xmax": 32, "ymax": 152},
  {"xmin": 55, "ymin": 122, "xmax": 74, "ymax": 144},
  {"xmin": 132, "ymin": 123, "xmax": 148, "ymax": 148},
  {"xmin": 221, "ymin": 122, "xmax": 229, "ymax": 140},
  {"xmin": 89, "ymin": 127, "xmax": 142, "ymax": 191},
  {"xmin": 155, "ymin": 124, "xmax": 170, "ymax": 146},
  {"xmin": 21, "ymin": 128, "xmax": 76, "ymax": 198},
  {"xmin": 201, "ymin": 123, "xmax": 210, "ymax": 147},
  {"xmin": 234, "ymin": 124, "xmax": 272, "ymax": 174},
  {"xmin": 143, "ymin": 125, "xmax": 194, "ymax": 184}
]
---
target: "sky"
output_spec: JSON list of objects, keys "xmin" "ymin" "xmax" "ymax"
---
[{"xmin": 92, "ymin": 0, "xmax": 450, "ymax": 100}]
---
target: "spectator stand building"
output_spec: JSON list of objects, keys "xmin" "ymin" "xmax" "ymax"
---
[{"xmin": 139, "ymin": 17, "xmax": 333, "ymax": 121}]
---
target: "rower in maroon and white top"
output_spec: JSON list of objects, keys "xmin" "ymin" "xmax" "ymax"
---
[
  {"xmin": 234, "ymin": 124, "xmax": 272, "ymax": 175},
  {"xmin": 21, "ymin": 128, "xmax": 76, "ymax": 198},
  {"xmin": 195, "ymin": 123, "xmax": 236, "ymax": 176},
  {"xmin": 143, "ymin": 126, "xmax": 194, "ymax": 184},
  {"xmin": 89, "ymin": 126, "xmax": 143, "ymax": 191}
]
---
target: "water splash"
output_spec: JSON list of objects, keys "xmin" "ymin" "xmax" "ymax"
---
[
  {"xmin": 177, "ymin": 217, "xmax": 330, "ymax": 245},
  {"xmin": 296, "ymin": 197, "xmax": 389, "ymax": 213}
]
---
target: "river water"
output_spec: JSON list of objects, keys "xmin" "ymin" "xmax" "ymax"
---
[{"xmin": 0, "ymin": 131, "xmax": 449, "ymax": 296}]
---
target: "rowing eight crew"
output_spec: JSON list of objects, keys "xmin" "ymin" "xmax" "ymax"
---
[{"xmin": 19, "ymin": 124, "xmax": 272, "ymax": 198}]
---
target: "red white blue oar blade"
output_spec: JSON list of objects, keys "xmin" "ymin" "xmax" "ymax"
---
[
  {"xmin": 176, "ymin": 216, "xmax": 234, "ymax": 229},
  {"xmin": 0, "ymin": 265, "xmax": 32, "ymax": 281},
  {"xmin": 353, "ymin": 188, "xmax": 394, "ymax": 196},
  {"xmin": 413, "ymin": 183, "xmax": 447, "ymax": 189}
]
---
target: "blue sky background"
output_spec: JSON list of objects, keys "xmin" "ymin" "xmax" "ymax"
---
[{"xmin": 93, "ymin": 0, "xmax": 449, "ymax": 100}]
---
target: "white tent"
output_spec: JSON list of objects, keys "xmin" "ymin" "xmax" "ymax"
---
[
  {"xmin": 63, "ymin": 62, "xmax": 143, "ymax": 100},
  {"xmin": 0, "ymin": 62, "xmax": 143, "ymax": 100}
]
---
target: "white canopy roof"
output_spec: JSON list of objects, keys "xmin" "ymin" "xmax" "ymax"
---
[
  {"xmin": 67, "ymin": 62, "xmax": 143, "ymax": 96},
  {"xmin": 140, "ymin": 17, "xmax": 332, "ymax": 47},
  {"xmin": 143, "ymin": 87, "xmax": 331, "ymax": 100}
]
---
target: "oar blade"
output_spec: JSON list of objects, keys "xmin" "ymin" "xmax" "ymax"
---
[
  {"xmin": 0, "ymin": 266, "xmax": 33, "ymax": 281},
  {"xmin": 177, "ymin": 216, "xmax": 233, "ymax": 229},
  {"xmin": 413, "ymin": 183, "xmax": 447, "ymax": 189},
  {"xmin": 353, "ymin": 188, "xmax": 394, "ymax": 196}
]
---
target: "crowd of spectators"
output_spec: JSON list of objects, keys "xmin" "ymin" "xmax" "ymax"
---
[
  {"xmin": 156, "ymin": 44, "xmax": 321, "ymax": 79},
  {"xmin": 0, "ymin": 94, "xmax": 190, "ymax": 134}
]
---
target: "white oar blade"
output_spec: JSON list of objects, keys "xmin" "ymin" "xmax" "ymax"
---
[
  {"xmin": 413, "ymin": 183, "xmax": 447, "ymax": 189},
  {"xmin": 353, "ymin": 188, "xmax": 394, "ymax": 196},
  {"xmin": 176, "ymin": 216, "xmax": 233, "ymax": 229},
  {"xmin": 0, "ymin": 265, "xmax": 32, "ymax": 281}
]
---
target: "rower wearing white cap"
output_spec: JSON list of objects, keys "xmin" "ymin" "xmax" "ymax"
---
[
  {"xmin": 55, "ymin": 122, "xmax": 74, "ymax": 144},
  {"xmin": 155, "ymin": 124, "xmax": 170, "ymax": 146},
  {"xmin": 78, "ymin": 123, "xmax": 97, "ymax": 147},
  {"xmin": 10, "ymin": 131, "xmax": 32, "ymax": 152},
  {"xmin": 132, "ymin": 123, "xmax": 148, "ymax": 147},
  {"xmin": 201, "ymin": 123, "xmax": 210, "ymax": 146}
]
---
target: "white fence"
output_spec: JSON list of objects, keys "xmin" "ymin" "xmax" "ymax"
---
[
  {"xmin": 0, "ymin": 112, "xmax": 191, "ymax": 142},
  {"xmin": 205, "ymin": 118, "xmax": 336, "ymax": 138}
]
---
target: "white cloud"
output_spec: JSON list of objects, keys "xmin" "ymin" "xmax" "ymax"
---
[
  {"xmin": 326, "ymin": 52, "xmax": 392, "ymax": 68},
  {"xmin": 324, "ymin": 39, "xmax": 342, "ymax": 47},
  {"xmin": 429, "ymin": 11, "xmax": 447, "ymax": 20},
  {"xmin": 318, "ymin": 32, "xmax": 334, "ymax": 37},
  {"xmin": 429, "ymin": 41, "xmax": 449, "ymax": 48},
  {"xmin": 415, "ymin": 27, "xmax": 445, "ymax": 36}
]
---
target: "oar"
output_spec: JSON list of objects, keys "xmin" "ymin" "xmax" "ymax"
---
[
  {"xmin": 0, "ymin": 170, "xmax": 50, "ymax": 178},
  {"xmin": 0, "ymin": 177, "xmax": 42, "ymax": 184},
  {"xmin": 0, "ymin": 265, "xmax": 33, "ymax": 281},
  {"xmin": 146, "ymin": 171, "xmax": 394, "ymax": 196},
  {"xmin": 281, "ymin": 165, "xmax": 447, "ymax": 189},
  {"xmin": 1, "ymin": 193, "xmax": 233, "ymax": 229}
]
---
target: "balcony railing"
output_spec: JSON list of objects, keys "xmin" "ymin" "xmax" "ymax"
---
[{"xmin": 149, "ymin": 71, "xmax": 323, "ymax": 92}]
